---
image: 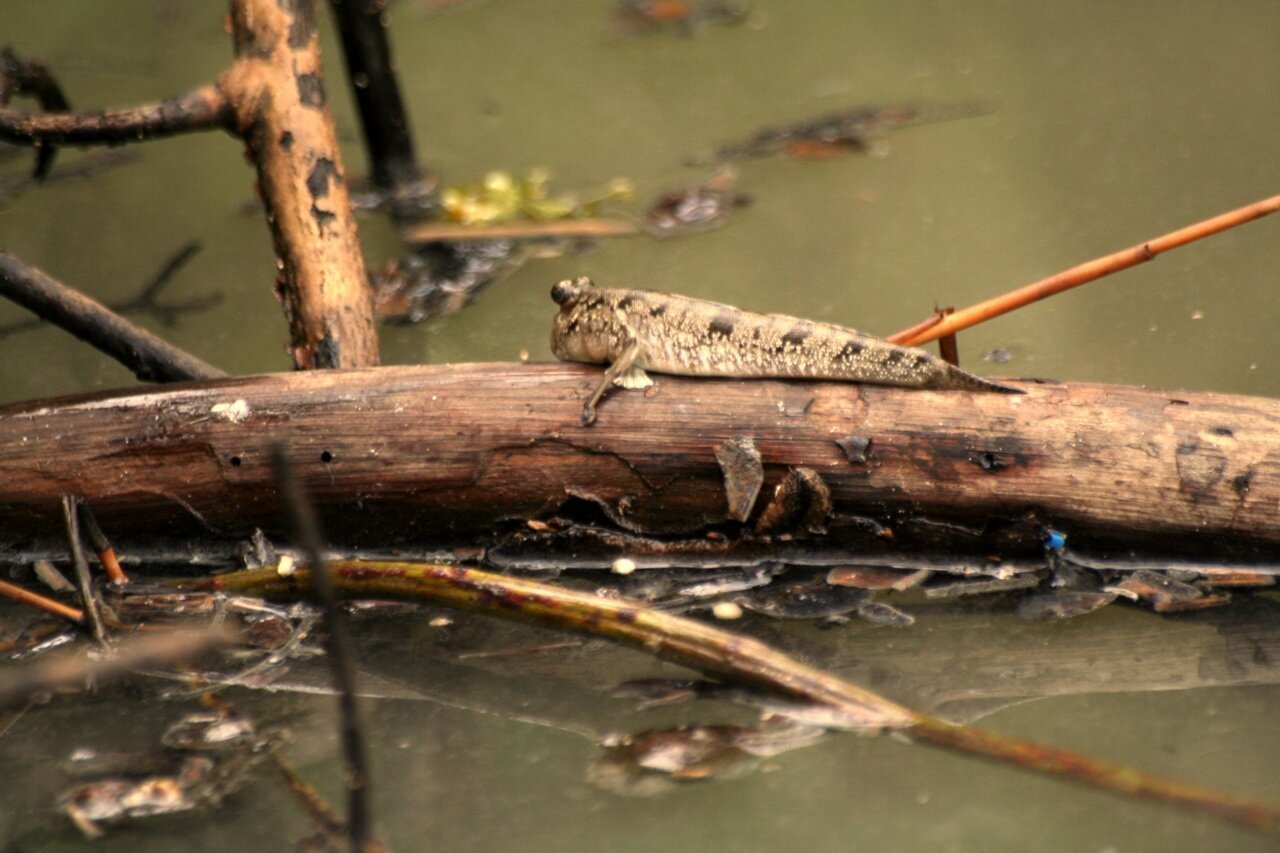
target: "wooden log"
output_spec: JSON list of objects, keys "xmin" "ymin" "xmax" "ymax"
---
[{"xmin": 0, "ymin": 364, "xmax": 1277, "ymax": 566}]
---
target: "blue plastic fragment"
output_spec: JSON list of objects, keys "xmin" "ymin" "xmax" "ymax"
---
[{"xmin": 1044, "ymin": 529, "xmax": 1067, "ymax": 553}]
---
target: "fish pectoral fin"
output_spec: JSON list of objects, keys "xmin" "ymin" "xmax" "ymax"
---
[
  {"xmin": 582, "ymin": 331, "xmax": 641, "ymax": 427},
  {"xmin": 613, "ymin": 365, "xmax": 653, "ymax": 390}
]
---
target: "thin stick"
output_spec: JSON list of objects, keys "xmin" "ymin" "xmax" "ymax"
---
[
  {"xmin": 909, "ymin": 717, "xmax": 1280, "ymax": 836},
  {"xmin": 0, "ymin": 629, "xmax": 225, "ymax": 709},
  {"xmin": 269, "ymin": 445, "xmax": 374, "ymax": 852},
  {"xmin": 0, "ymin": 577, "xmax": 84, "ymax": 624},
  {"xmin": 0, "ymin": 84, "xmax": 231, "ymax": 148},
  {"xmin": 325, "ymin": 0, "xmax": 425, "ymax": 195},
  {"xmin": 0, "ymin": 251, "xmax": 226, "ymax": 383},
  {"xmin": 271, "ymin": 752, "xmax": 349, "ymax": 842},
  {"xmin": 75, "ymin": 501, "xmax": 128, "ymax": 585},
  {"xmin": 201, "ymin": 561, "xmax": 1280, "ymax": 836},
  {"xmin": 61, "ymin": 496, "xmax": 108, "ymax": 647},
  {"xmin": 888, "ymin": 193, "xmax": 1280, "ymax": 346}
]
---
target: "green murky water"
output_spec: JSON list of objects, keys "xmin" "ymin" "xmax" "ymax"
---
[{"xmin": 1, "ymin": 2, "xmax": 1278, "ymax": 850}]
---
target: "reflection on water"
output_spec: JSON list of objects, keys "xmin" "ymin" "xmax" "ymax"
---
[{"xmin": 1, "ymin": 1, "xmax": 1278, "ymax": 850}]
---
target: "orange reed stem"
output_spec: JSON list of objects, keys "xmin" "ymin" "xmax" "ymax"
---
[
  {"xmin": 888, "ymin": 194, "xmax": 1280, "ymax": 347},
  {"xmin": 0, "ymin": 577, "xmax": 84, "ymax": 624}
]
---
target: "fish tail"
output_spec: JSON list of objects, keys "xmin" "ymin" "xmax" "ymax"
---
[{"xmin": 937, "ymin": 365, "xmax": 1024, "ymax": 394}]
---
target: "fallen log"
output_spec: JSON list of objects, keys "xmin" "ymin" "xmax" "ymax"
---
[{"xmin": 0, "ymin": 363, "xmax": 1277, "ymax": 567}]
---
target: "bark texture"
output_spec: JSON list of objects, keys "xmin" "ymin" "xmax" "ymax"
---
[
  {"xmin": 219, "ymin": 0, "xmax": 380, "ymax": 369},
  {"xmin": 0, "ymin": 365, "xmax": 1277, "ymax": 566}
]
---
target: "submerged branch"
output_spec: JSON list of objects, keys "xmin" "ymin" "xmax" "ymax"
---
[
  {"xmin": 270, "ymin": 445, "xmax": 375, "ymax": 851},
  {"xmin": 200, "ymin": 561, "xmax": 1280, "ymax": 836}
]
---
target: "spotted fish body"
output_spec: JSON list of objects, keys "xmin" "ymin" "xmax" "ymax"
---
[{"xmin": 550, "ymin": 277, "xmax": 1020, "ymax": 401}]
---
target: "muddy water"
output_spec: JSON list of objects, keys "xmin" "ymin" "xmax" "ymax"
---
[{"xmin": 1, "ymin": 1, "xmax": 1278, "ymax": 850}]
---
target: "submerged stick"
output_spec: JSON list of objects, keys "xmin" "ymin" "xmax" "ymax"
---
[
  {"xmin": 200, "ymin": 561, "xmax": 1280, "ymax": 836},
  {"xmin": 326, "ymin": 0, "xmax": 427, "ymax": 198},
  {"xmin": 889, "ymin": 193, "xmax": 1280, "ymax": 346},
  {"xmin": 270, "ymin": 445, "xmax": 375, "ymax": 852}
]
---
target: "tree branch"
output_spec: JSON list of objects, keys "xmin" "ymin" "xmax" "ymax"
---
[
  {"xmin": 0, "ymin": 84, "xmax": 232, "ymax": 147},
  {"xmin": 220, "ymin": 0, "xmax": 381, "ymax": 369},
  {"xmin": 0, "ymin": 251, "xmax": 226, "ymax": 383}
]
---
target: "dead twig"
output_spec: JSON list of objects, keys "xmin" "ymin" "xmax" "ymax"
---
[
  {"xmin": 0, "ymin": 250, "xmax": 226, "ymax": 382},
  {"xmin": 200, "ymin": 561, "xmax": 1280, "ymax": 837},
  {"xmin": 270, "ymin": 752, "xmax": 350, "ymax": 846},
  {"xmin": 326, "ymin": 0, "xmax": 433, "ymax": 215},
  {"xmin": 401, "ymin": 217, "xmax": 640, "ymax": 243},
  {"xmin": 888, "ymin": 193, "xmax": 1280, "ymax": 346},
  {"xmin": 0, "ymin": 628, "xmax": 227, "ymax": 709},
  {"xmin": 76, "ymin": 501, "xmax": 128, "ymax": 586},
  {"xmin": 269, "ymin": 445, "xmax": 376, "ymax": 852},
  {"xmin": 0, "ymin": 577, "xmax": 84, "ymax": 625},
  {"xmin": 0, "ymin": 82, "xmax": 231, "ymax": 149},
  {"xmin": 2, "ymin": 1, "xmax": 381, "ymax": 372},
  {"xmin": 61, "ymin": 496, "xmax": 108, "ymax": 647}
]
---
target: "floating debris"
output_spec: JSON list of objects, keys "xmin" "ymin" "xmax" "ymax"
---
[
  {"xmin": 1106, "ymin": 569, "xmax": 1230, "ymax": 613},
  {"xmin": 925, "ymin": 574, "xmax": 1042, "ymax": 599},
  {"xmin": 643, "ymin": 168, "xmax": 751, "ymax": 239},
  {"xmin": 610, "ymin": 0, "xmax": 750, "ymax": 36},
  {"xmin": 60, "ymin": 710, "xmax": 281, "ymax": 838},
  {"xmin": 440, "ymin": 169, "xmax": 631, "ymax": 227},
  {"xmin": 712, "ymin": 601, "xmax": 744, "ymax": 620},
  {"xmin": 678, "ymin": 567, "xmax": 774, "ymax": 598},
  {"xmin": 590, "ymin": 720, "xmax": 822, "ymax": 795},
  {"xmin": 372, "ymin": 238, "xmax": 528, "ymax": 323},
  {"xmin": 696, "ymin": 101, "xmax": 993, "ymax": 164},
  {"xmin": 1017, "ymin": 591, "xmax": 1117, "ymax": 621},
  {"xmin": 827, "ymin": 566, "xmax": 930, "ymax": 591},
  {"xmin": 738, "ymin": 573, "xmax": 869, "ymax": 620},
  {"xmin": 1195, "ymin": 568, "xmax": 1275, "ymax": 588},
  {"xmin": 854, "ymin": 600, "xmax": 915, "ymax": 628}
]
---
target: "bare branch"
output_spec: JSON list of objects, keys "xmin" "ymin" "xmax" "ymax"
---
[
  {"xmin": 0, "ymin": 250, "xmax": 226, "ymax": 383},
  {"xmin": 0, "ymin": 84, "xmax": 232, "ymax": 148}
]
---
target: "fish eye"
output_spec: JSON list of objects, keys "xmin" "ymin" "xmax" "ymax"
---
[
  {"xmin": 551, "ymin": 281, "xmax": 574, "ymax": 304},
  {"xmin": 551, "ymin": 277, "xmax": 593, "ymax": 305}
]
